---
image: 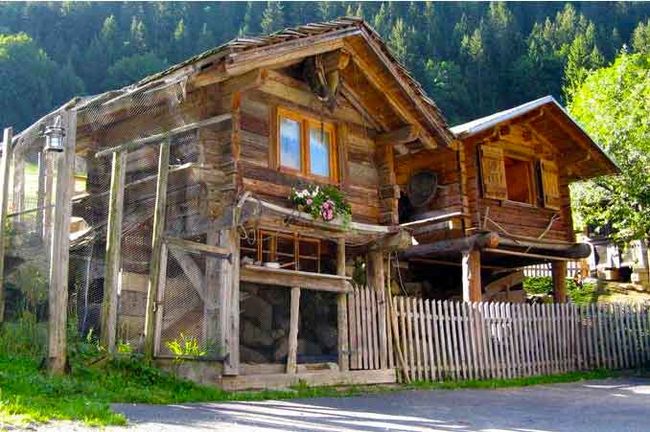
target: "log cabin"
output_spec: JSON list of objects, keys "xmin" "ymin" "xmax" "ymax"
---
[
  {"xmin": 397, "ymin": 96, "xmax": 619, "ymax": 303},
  {"xmin": 4, "ymin": 18, "xmax": 618, "ymax": 388}
]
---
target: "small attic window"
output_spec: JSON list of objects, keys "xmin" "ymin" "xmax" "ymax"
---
[{"xmin": 277, "ymin": 107, "xmax": 336, "ymax": 181}]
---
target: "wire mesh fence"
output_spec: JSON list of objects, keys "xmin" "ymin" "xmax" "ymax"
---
[{"xmin": 1, "ymin": 69, "xmax": 232, "ymax": 359}]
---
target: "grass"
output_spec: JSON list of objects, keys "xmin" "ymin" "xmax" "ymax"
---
[{"xmin": 0, "ymin": 350, "xmax": 638, "ymax": 428}]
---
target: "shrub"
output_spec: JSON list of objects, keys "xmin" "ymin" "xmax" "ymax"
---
[{"xmin": 523, "ymin": 276, "xmax": 597, "ymax": 304}]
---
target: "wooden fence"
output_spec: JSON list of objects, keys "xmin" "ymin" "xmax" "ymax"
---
[
  {"xmin": 523, "ymin": 260, "xmax": 583, "ymax": 278},
  {"xmin": 347, "ymin": 286, "xmax": 393, "ymax": 371},
  {"xmin": 392, "ymin": 298, "xmax": 650, "ymax": 382}
]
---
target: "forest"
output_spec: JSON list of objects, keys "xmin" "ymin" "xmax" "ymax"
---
[{"xmin": 2, "ymin": 1, "xmax": 650, "ymax": 130}]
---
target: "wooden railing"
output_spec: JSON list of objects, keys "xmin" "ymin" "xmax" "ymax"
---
[{"xmin": 392, "ymin": 298, "xmax": 649, "ymax": 382}]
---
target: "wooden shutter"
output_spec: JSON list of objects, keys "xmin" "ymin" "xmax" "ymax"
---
[
  {"xmin": 540, "ymin": 159, "xmax": 561, "ymax": 210},
  {"xmin": 479, "ymin": 145, "xmax": 507, "ymax": 200}
]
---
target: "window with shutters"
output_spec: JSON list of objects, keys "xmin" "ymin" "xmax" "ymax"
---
[
  {"xmin": 540, "ymin": 159, "xmax": 561, "ymax": 210},
  {"xmin": 276, "ymin": 107, "xmax": 337, "ymax": 182}
]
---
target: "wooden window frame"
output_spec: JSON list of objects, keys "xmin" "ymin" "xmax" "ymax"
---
[
  {"xmin": 275, "ymin": 107, "xmax": 338, "ymax": 183},
  {"xmin": 503, "ymin": 154, "xmax": 537, "ymax": 207},
  {"xmin": 241, "ymin": 229, "xmax": 322, "ymax": 273}
]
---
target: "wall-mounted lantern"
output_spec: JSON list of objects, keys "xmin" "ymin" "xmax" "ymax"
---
[{"xmin": 44, "ymin": 116, "xmax": 65, "ymax": 152}]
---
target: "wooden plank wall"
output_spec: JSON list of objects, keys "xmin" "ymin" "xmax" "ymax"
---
[
  {"xmin": 237, "ymin": 81, "xmax": 382, "ymax": 224},
  {"xmin": 392, "ymin": 298, "xmax": 650, "ymax": 382}
]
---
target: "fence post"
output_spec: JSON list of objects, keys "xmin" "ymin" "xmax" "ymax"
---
[
  {"xmin": 100, "ymin": 150, "xmax": 127, "ymax": 352},
  {"xmin": 462, "ymin": 250, "xmax": 481, "ymax": 302},
  {"xmin": 367, "ymin": 249, "xmax": 387, "ymax": 369},
  {"xmin": 337, "ymin": 238, "xmax": 349, "ymax": 371},
  {"xmin": 143, "ymin": 139, "xmax": 170, "ymax": 361},
  {"xmin": 48, "ymin": 111, "xmax": 76, "ymax": 375},
  {"xmin": 0, "ymin": 127, "xmax": 13, "ymax": 323}
]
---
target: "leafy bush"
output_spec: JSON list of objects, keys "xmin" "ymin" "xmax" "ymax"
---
[{"xmin": 523, "ymin": 276, "xmax": 597, "ymax": 304}]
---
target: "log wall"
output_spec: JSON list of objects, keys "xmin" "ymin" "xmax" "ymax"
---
[
  {"xmin": 463, "ymin": 124, "xmax": 574, "ymax": 242},
  {"xmin": 237, "ymin": 74, "xmax": 382, "ymax": 224}
]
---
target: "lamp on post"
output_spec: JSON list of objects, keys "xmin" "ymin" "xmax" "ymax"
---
[{"xmin": 44, "ymin": 116, "xmax": 65, "ymax": 153}]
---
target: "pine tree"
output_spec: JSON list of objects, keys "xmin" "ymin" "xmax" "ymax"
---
[
  {"xmin": 260, "ymin": 1, "xmax": 285, "ymax": 34},
  {"xmin": 632, "ymin": 19, "xmax": 650, "ymax": 54}
]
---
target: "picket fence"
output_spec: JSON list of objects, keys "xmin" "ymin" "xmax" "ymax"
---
[
  {"xmin": 392, "ymin": 297, "xmax": 649, "ymax": 382},
  {"xmin": 523, "ymin": 260, "xmax": 583, "ymax": 278}
]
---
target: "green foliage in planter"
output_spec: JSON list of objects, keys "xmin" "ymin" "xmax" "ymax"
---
[{"xmin": 290, "ymin": 184, "xmax": 351, "ymax": 225}]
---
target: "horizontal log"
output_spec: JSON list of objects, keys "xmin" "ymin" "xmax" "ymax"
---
[
  {"xmin": 95, "ymin": 114, "xmax": 232, "ymax": 158},
  {"xmin": 164, "ymin": 236, "xmax": 231, "ymax": 260},
  {"xmin": 400, "ymin": 232, "xmax": 499, "ymax": 259},
  {"xmin": 240, "ymin": 265, "xmax": 352, "ymax": 293}
]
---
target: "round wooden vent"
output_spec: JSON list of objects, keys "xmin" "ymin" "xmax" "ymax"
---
[{"xmin": 407, "ymin": 170, "xmax": 439, "ymax": 208}]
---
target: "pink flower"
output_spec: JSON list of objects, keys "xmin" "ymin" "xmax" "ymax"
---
[{"xmin": 306, "ymin": 198, "xmax": 313, "ymax": 205}]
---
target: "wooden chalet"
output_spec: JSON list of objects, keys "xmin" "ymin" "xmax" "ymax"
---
[
  {"xmin": 397, "ymin": 96, "xmax": 619, "ymax": 303},
  {"xmin": 7, "ymin": 18, "xmax": 619, "ymax": 388}
]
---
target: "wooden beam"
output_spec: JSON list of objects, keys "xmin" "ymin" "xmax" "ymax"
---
[
  {"xmin": 164, "ymin": 236, "xmax": 231, "ymax": 259},
  {"xmin": 337, "ymin": 238, "xmax": 349, "ymax": 372},
  {"xmin": 94, "ymin": 114, "xmax": 231, "ymax": 158},
  {"xmin": 100, "ymin": 150, "xmax": 127, "ymax": 352},
  {"xmin": 203, "ymin": 226, "xmax": 220, "ymax": 352},
  {"xmin": 225, "ymin": 28, "xmax": 358, "ymax": 77},
  {"xmin": 376, "ymin": 125, "xmax": 420, "ymax": 146},
  {"xmin": 0, "ymin": 128, "xmax": 13, "ymax": 323},
  {"xmin": 400, "ymin": 232, "xmax": 499, "ymax": 260},
  {"xmin": 143, "ymin": 139, "xmax": 170, "ymax": 361},
  {"xmin": 347, "ymin": 48, "xmax": 438, "ymax": 150},
  {"xmin": 48, "ymin": 111, "xmax": 76, "ymax": 375},
  {"xmin": 35, "ymin": 151, "xmax": 46, "ymax": 239},
  {"xmin": 552, "ymin": 261, "xmax": 568, "ymax": 303},
  {"xmin": 12, "ymin": 155, "xmax": 24, "ymax": 222},
  {"xmin": 482, "ymin": 248, "xmax": 578, "ymax": 262},
  {"xmin": 152, "ymin": 243, "xmax": 168, "ymax": 357},
  {"xmin": 462, "ymin": 249, "xmax": 482, "ymax": 303},
  {"xmin": 240, "ymin": 265, "xmax": 352, "ymax": 293},
  {"xmin": 223, "ymin": 227, "xmax": 240, "ymax": 375},
  {"xmin": 286, "ymin": 286, "xmax": 301, "ymax": 374}
]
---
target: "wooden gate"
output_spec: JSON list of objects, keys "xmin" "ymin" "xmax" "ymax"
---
[{"xmin": 346, "ymin": 286, "xmax": 393, "ymax": 370}]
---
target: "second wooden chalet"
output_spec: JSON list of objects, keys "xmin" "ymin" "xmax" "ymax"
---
[{"xmin": 396, "ymin": 96, "xmax": 619, "ymax": 303}]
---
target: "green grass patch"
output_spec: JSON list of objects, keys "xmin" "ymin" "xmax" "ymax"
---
[{"xmin": 406, "ymin": 369, "xmax": 621, "ymax": 390}]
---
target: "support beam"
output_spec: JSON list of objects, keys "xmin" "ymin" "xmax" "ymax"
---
[
  {"xmin": 376, "ymin": 125, "xmax": 420, "ymax": 146},
  {"xmin": 462, "ymin": 249, "xmax": 482, "ymax": 302},
  {"xmin": 203, "ymin": 226, "xmax": 220, "ymax": 352},
  {"xmin": 0, "ymin": 128, "xmax": 13, "ymax": 323},
  {"xmin": 100, "ymin": 150, "xmax": 127, "ymax": 352},
  {"xmin": 222, "ymin": 227, "xmax": 240, "ymax": 375},
  {"xmin": 400, "ymin": 232, "xmax": 499, "ymax": 260},
  {"xmin": 35, "ymin": 151, "xmax": 46, "ymax": 239},
  {"xmin": 552, "ymin": 261, "xmax": 568, "ymax": 303},
  {"xmin": 337, "ymin": 239, "xmax": 349, "ymax": 372},
  {"xmin": 286, "ymin": 286, "xmax": 301, "ymax": 374},
  {"xmin": 143, "ymin": 139, "xmax": 170, "ymax": 361},
  {"xmin": 12, "ymin": 156, "xmax": 24, "ymax": 222},
  {"xmin": 48, "ymin": 111, "xmax": 76, "ymax": 374}
]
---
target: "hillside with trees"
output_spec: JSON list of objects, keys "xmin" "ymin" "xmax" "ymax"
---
[{"xmin": 1, "ymin": 2, "xmax": 650, "ymax": 130}]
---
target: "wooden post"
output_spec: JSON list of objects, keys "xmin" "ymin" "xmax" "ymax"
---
[
  {"xmin": 42, "ymin": 151, "xmax": 54, "ymax": 248},
  {"xmin": 552, "ymin": 261, "xmax": 568, "ymax": 303},
  {"xmin": 462, "ymin": 249, "xmax": 482, "ymax": 302},
  {"xmin": 100, "ymin": 150, "xmax": 127, "ymax": 352},
  {"xmin": 287, "ymin": 286, "xmax": 301, "ymax": 374},
  {"xmin": 221, "ymin": 227, "xmax": 240, "ymax": 375},
  {"xmin": 0, "ymin": 127, "xmax": 13, "ymax": 323},
  {"xmin": 337, "ymin": 238, "xmax": 349, "ymax": 371},
  {"xmin": 48, "ymin": 112, "xmax": 76, "ymax": 375},
  {"xmin": 367, "ymin": 248, "xmax": 388, "ymax": 369},
  {"xmin": 143, "ymin": 140, "xmax": 170, "ymax": 360},
  {"xmin": 35, "ymin": 151, "xmax": 46, "ymax": 239},
  {"xmin": 12, "ymin": 155, "xmax": 24, "ymax": 221},
  {"xmin": 203, "ymin": 225, "xmax": 220, "ymax": 354}
]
